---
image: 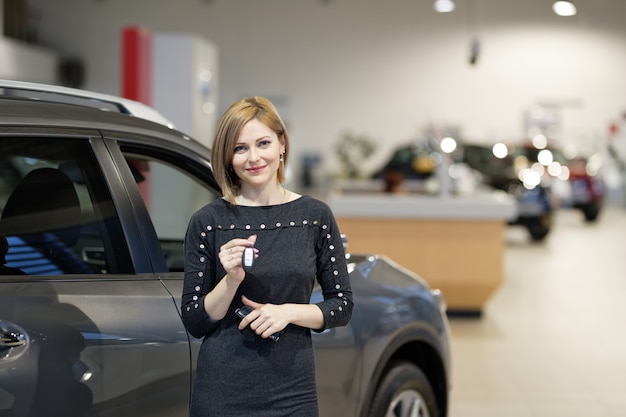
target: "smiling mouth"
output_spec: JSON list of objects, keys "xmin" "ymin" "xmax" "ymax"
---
[{"xmin": 246, "ymin": 165, "xmax": 266, "ymax": 173}]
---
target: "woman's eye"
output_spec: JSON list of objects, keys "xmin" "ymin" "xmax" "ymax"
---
[
  {"xmin": 259, "ymin": 140, "xmax": 271, "ymax": 147},
  {"xmin": 234, "ymin": 145, "xmax": 247, "ymax": 153}
]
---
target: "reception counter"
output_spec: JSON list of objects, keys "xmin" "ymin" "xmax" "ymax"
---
[{"xmin": 329, "ymin": 192, "xmax": 517, "ymax": 314}]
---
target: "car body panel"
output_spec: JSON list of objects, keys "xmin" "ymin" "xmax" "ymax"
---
[{"xmin": 0, "ymin": 276, "xmax": 191, "ymax": 417}]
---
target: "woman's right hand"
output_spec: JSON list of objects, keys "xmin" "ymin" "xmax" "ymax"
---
[{"xmin": 219, "ymin": 235, "xmax": 258, "ymax": 282}]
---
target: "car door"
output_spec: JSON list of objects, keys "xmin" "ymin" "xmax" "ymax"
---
[
  {"xmin": 101, "ymin": 135, "xmax": 221, "ymax": 378},
  {"xmin": 0, "ymin": 133, "xmax": 191, "ymax": 417}
]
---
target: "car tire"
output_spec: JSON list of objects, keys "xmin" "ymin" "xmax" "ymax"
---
[
  {"xmin": 527, "ymin": 215, "xmax": 551, "ymax": 241},
  {"xmin": 367, "ymin": 361, "xmax": 438, "ymax": 417},
  {"xmin": 582, "ymin": 203, "xmax": 600, "ymax": 222}
]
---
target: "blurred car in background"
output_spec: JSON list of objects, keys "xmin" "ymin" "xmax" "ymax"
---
[
  {"xmin": 568, "ymin": 158, "xmax": 605, "ymax": 221},
  {"xmin": 375, "ymin": 134, "xmax": 605, "ymax": 241},
  {"xmin": 374, "ymin": 138, "xmax": 553, "ymax": 241},
  {"xmin": 480, "ymin": 142, "xmax": 605, "ymax": 223},
  {"xmin": 460, "ymin": 143, "xmax": 554, "ymax": 241},
  {"xmin": 0, "ymin": 81, "xmax": 451, "ymax": 417}
]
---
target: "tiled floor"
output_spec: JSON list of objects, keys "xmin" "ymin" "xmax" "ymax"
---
[{"xmin": 447, "ymin": 206, "xmax": 626, "ymax": 417}]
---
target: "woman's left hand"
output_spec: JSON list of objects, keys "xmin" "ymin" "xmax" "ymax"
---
[{"xmin": 238, "ymin": 296, "xmax": 289, "ymax": 340}]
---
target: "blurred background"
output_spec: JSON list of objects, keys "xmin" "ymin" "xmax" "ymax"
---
[{"xmin": 3, "ymin": 0, "xmax": 626, "ymax": 206}]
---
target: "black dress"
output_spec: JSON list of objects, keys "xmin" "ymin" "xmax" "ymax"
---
[{"xmin": 182, "ymin": 196, "xmax": 353, "ymax": 417}]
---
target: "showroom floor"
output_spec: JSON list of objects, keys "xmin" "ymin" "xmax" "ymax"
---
[{"xmin": 447, "ymin": 206, "xmax": 626, "ymax": 417}]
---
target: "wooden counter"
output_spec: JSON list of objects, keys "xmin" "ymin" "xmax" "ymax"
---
[{"xmin": 329, "ymin": 193, "xmax": 517, "ymax": 314}]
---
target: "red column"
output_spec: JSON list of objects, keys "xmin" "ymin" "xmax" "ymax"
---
[
  {"xmin": 121, "ymin": 26, "xmax": 152, "ymax": 105},
  {"xmin": 121, "ymin": 27, "xmax": 153, "ymax": 207}
]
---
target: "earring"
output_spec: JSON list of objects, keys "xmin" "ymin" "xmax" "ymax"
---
[{"xmin": 279, "ymin": 153, "xmax": 284, "ymax": 162}]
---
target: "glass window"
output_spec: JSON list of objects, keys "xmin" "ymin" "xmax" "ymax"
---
[
  {"xmin": 0, "ymin": 138, "xmax": 132, "ymax": 275},
  {"xmin": 121, "ymin": 148, "xmax": 219, "ymax": 272}
]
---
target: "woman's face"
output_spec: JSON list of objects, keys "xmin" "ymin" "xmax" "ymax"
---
[{"xmin": 231, "ymin": 118, "xmax": 284, "ymax": 189}]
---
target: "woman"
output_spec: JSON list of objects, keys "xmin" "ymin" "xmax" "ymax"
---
[{"xmin": 182, "ymin": 96, "xmax": 353, "ymax": 417}]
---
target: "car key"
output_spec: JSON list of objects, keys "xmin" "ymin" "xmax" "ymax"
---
[
  {"xmin": 242, "ymin": 246, "xmax": 255, "ymax": 271},
  {"xmin": 235, "ymin": 305, "xmax": 281, "ymax": 342}
]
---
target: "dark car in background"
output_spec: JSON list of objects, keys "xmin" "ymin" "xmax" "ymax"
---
[
  {"xmin": 374, "ymin": 139, "xmax": 553, "ymax": 241},
  {"xmin": 0, "ymin": 81, "xmax": 451, "ymax": 417},
  {"xmin": 460, "ymin": 143, "xmax": 554, "ymax": 241},
  {"xmin": 461, "ymin": 141, "xmax": 606, "ymax": 237},
  {"xmin": 464, "ymin": 141, "xmax": 606, "ymax": 217}
]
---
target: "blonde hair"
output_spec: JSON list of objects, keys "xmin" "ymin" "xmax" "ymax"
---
[{"xmin": 211, "ymin": 96, "xmax": 289, "ymax": 204}]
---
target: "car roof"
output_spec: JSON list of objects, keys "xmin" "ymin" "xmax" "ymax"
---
[
  {"xmin": 0, "ymin": 79, "xmax": 176, "ymax": 128},
  {"xmin": 0, "ymin": 82, "xmax": 212, "ymax": 158}
]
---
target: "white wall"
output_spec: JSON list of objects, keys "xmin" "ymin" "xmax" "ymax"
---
[
  {"xmin": 150, "ymin": 33, "xmax": 219, "ymax": 237},
  {"xmin": 152, "ymin": 33, "xmax": 218, "ymax": 146},
  {"xmin": 0, "ymin": 37, "xmax": 58, "ymax": 83},
  {"xmin": 24, "ymin": 0, "xmax": 626, "ymax": 179}
]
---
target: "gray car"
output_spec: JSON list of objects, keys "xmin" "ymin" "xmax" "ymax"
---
[{"xmin": 0, "ymin": 81, "xmax": 451, "ymax": 417}]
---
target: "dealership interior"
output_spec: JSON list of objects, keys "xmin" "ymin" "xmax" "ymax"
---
[{"xmin": 3, "ymin": 0, "xmax": 626, "ymax": 416}]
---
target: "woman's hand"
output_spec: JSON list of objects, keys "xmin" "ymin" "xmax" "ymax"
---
[
  {"xmin": 238, "ymin": 296, "xmax": 289, "ymax": 340},
  {"xmin": 219, "ymin": 235, "xmax": 258, "ymax": 282},
  {"xmin": 201, "ymin": 235, "xmax": 258, "ymax": 321}
]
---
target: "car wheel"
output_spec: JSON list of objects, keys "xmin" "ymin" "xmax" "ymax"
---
[
  {"xmin": 527, "ymin": 215, "xmax": 551, "ymax": 241},
  {"xmin": 367, "ymin": 361, "xmax": 438, "ymax": 417},
  {"xmin": 582, "ymin": 203, "xmax": 600, "ymax": 222}
]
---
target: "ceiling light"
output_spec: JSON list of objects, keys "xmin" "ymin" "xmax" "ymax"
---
[
  {"xmin": 440, "ymin": 137, "xmax": 457, "ymax": 153},
  {"xmin": 553, "ymin": 1, "xmax": 577, "ymax": 17},
  {"xmin": 492, "ymin": 143, "xmax": 509, "ymax": 159},
  {"xmin": 434, "ymin": 0, "xmax": 455, "ymax": 13}
]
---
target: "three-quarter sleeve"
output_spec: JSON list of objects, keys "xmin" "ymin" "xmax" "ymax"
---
[
  {"xmin": 313, "ymin": 205, "xmax": 353, "ymax": 331},
  {"xmin": 181, "ymin": 209, "xmax": 219, "ymax": 339}
]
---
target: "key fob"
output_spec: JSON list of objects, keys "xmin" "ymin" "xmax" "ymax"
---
[
  {"xmin": 242, "ymin": 246, "xmax": 255, "ymax": 271},
  {"xmin": 235, "ymin": 305, "xmax": 253, "ymax": 319},
  {"xmin": 234, "ymin": 306, "xmax": 281, "ymax": 342}
]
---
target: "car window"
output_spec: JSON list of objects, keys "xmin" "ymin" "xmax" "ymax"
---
[
  {"xmin": 120, "ymin": 148, "xmax": 219, "ymax": 272},
  {"xmin": 0, "ymin": 137, "xmax": 133, "ymax": 275}
]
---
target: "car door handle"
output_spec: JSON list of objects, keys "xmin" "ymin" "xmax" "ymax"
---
[
  {"xmin": 1, "ymin": 331, "xmax": 26, "ymax": 348},
  {"xmin": 0, "ymin": 321, "xmax": 28, "ymax": 358}
]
